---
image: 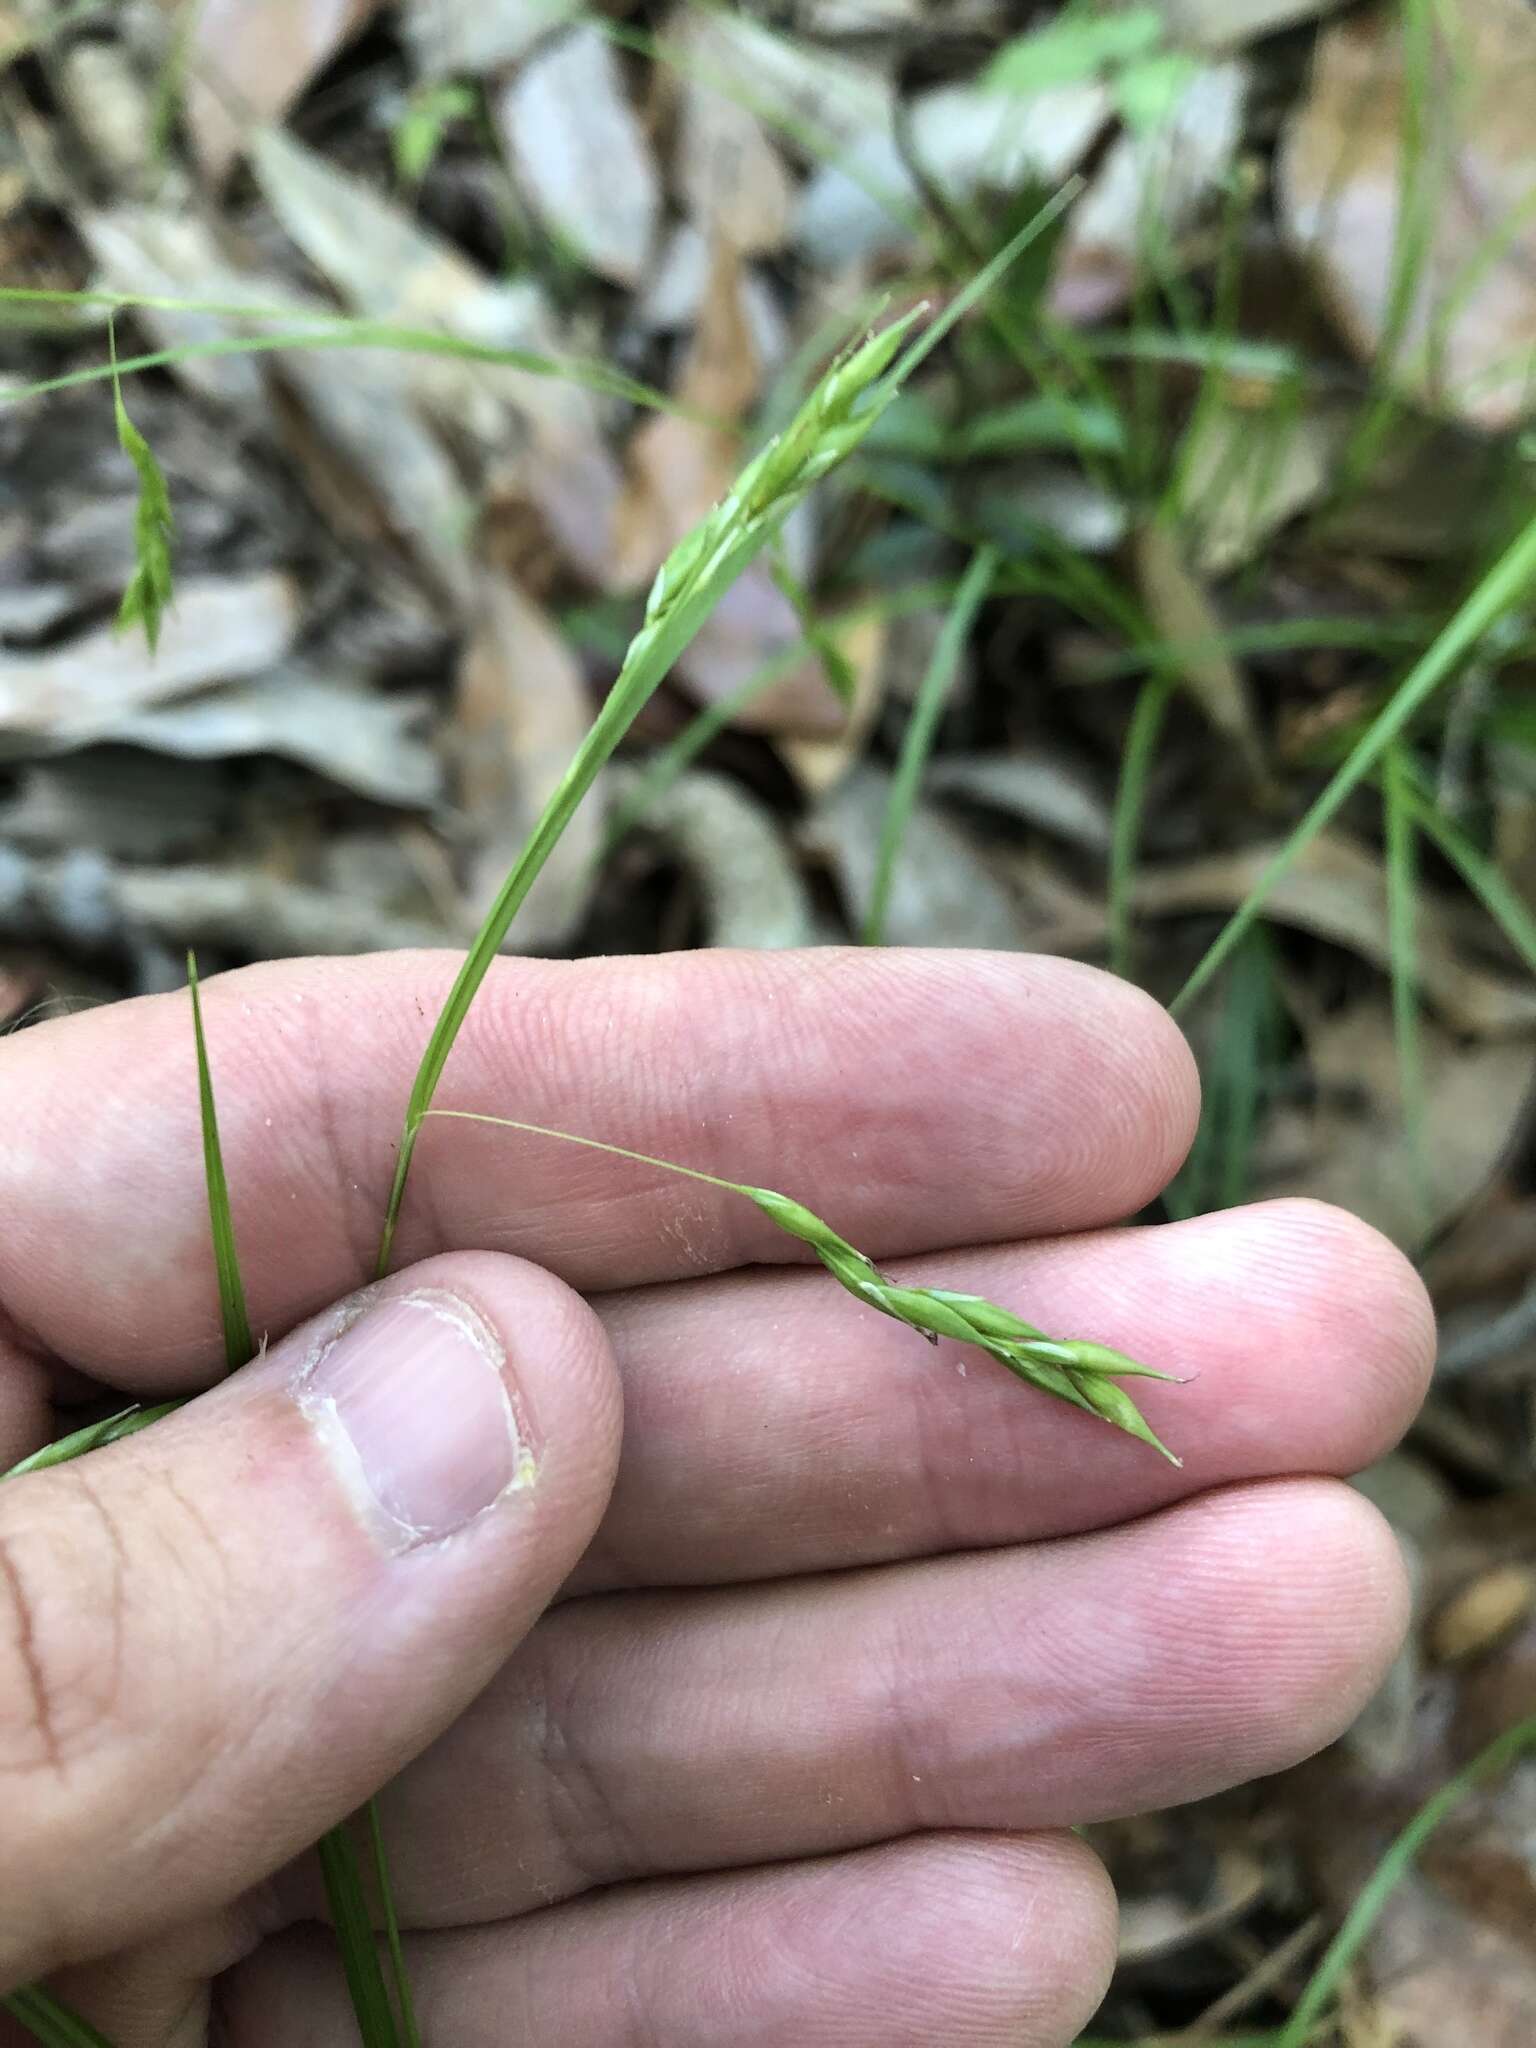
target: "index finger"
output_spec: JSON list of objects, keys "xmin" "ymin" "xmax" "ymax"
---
[{"xmin": 0, "ymin": 949, "xmax": 1197, "ymax": 1386}]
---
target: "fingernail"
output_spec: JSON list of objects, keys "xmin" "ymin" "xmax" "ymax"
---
[{"xmin": 295, "ymin": 1289, "xmax": 533, "ymax": 1551}]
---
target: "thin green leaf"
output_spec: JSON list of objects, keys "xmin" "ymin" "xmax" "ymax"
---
[
  {"xmin": 427, "ymin": 1113, "xmax": 1180, "ymax": 1461},
  {"xmin": 864, "ymin": 546, "xmax": 999, "ymax": 945},
  {"xmin": 1277, "ymin": 1713, "xmax": 1536, "ymax": 2047},
  {"xmin": 317, "ymin": 1830, "xmax": 403, "ymax": 2048},
  {"xmin": 190, "ymin": 963, "xmax": 416, "ymax": 2046},
  {"xmin": 1400, "ymin": 768, "xmax": 1536, "ymax": 977},
  {"xmin": 1173, "ymin": 509, "xmax": 1536, "ymax": 1016},
  {"xmin": 110, "ymin": 322, "xmax": 174, "ymax": 654},
  {"xmin": 2, "ymin": 1988, "xmax": 115, "ymax": 2048},
  {"xmin": 187, "ymin": 955, "xmax": 254, "ymax": 1374},
  {"xmin": 1108, "ymin": 669, "xmax": 1176, "ymax": 980},
  {"xmin": 0, "ymin": 308, "xmax": 686, "ymax": 422},
  {"xmin": 1383, "ymin": 748, "xmax": 1429, "ymax": 1234},
  {"xmin": 3, "ymin": 1403, "xmax": 178, "ymax": 1482}
]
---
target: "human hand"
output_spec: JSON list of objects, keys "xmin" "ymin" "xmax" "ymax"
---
[{"xmin": 0, "ymin": 950, "xmax": 1431, "ymax": 2046}]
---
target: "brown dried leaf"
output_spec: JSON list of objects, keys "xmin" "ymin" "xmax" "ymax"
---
[
  {"xmin": 1257, "ymin": 991, "xmax": 1536, "ymax": 1245},
  {"xmin": 454, "ymin": 571, "xmax": 598, "ymax": 950},
  {"xmin": 1279, "ymin": 0, "xmax": 1536, "ymax": 430},
  {"xmin": 1050, "ymin": 62, "xmax": 1246, "ymax": 324},
  {"xmin": 1134, "ymin": 522, "xmax": 1265, "ymax": 778},
  {"xmin": 179, "ymin": 0, "xmax": 382, "ymax": 183},
  {"xmin": 667, "ymin": 7, "xmax": 794, "ymax": 254},
  {"xmin": 404, "ymin": 0, "xmax": 583, "ymax": 77},
  {"xmin": 1136, "ymin": 831, "xmax": 1536, "ymax": 1036},
  {"xmin": 617, "ymin": 238, "xmax": 843, "ymax": 736},
  {"xmin": 250, "ymin": 129, "xmax": 625, "ymax": 585},
  {"xmin": 0, "ymin": 574, "xmax": 301, "ymax": 740},
  {"xmin": 496, "ymin": 23, "xmax": 662, "ymax": 286}
]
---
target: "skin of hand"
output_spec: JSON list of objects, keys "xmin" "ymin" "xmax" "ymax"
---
[{"xmin": 0, "ymin": 949, "xmax": 1432, "ymax": 2048}]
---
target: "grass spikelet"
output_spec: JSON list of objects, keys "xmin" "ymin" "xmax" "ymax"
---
[
  {"xmin": 428, "ymin": 1113, "xmax": 1183, "ymax": 1463},
  {"xmin": 109, "ymin": 319, "xmax": 175, "ymax": 654}
]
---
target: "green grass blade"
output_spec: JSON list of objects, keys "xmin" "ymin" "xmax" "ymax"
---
[
  {"xmin": 1382, "ymin": 747, "xmax": 1429, "ymax": 1234},
  {"xmin": 1276, "ymin": 1713, "xmax": 1536, "ymax": 2047},
  {"xmin": 2, "ymin": 1989, "xmax": 115, "ymax": 2048},
  {"xmin": 1108, "ymin": 669, "xmax": 1176, "ymax": 979},
  {"xmin": 864, "ymin": 546, "xmax": 999, "ymax": 945},
  {"xmin": 0, "ymin": 307, "xmax": 685, "ymax": 421},
  {"xmin": 1401, "ymin": 770, "xmax": 1536, "ymax": 977},
  {"xmin": 317, "ymin": 1831, "xmax": 404, "ymax": 2048},
  {"xmin": 1172, "ymin": 509, "xmax": 1536, "ymax": 1016},
  {"xmin": 190, "ymin": 962, "xmax": 416, "ymax": 2046},
  {"xmin": 187, "ymin": 955, "xmax": 254, "ymax": 1374},
  {"xmin": 369, "ymin": 1804, "xmax": 421, "ymax": 2048},
  {"xmin": 3, "ymin": 1403, "xmax": 179, "ymax": 1482}
]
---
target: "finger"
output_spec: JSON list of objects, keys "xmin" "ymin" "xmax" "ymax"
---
[
  {"xmin": 0, "ymin": 1251, "xmax": 620, "ymax": 1991},
  {"xmin": 576, "ymin": 1198, "xmax": 1433, "ymax": 1588},
  {"xmin": 227, "ymin": 1832, "xmax": 1117, "ymax": 2048},
  {"xmin": 0, "ymin": 950, "xmax": 1197, "ymax": 1384},
  {"xmin": 319, "ymin": 1480, "xmax": 1403, "ymax": 1926}
]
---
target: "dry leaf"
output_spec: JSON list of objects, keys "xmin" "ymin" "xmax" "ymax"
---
[
  {"xmin": 1136, "ymin": 831, "xmax": 1536, "ymax": 1037},
  {"xmin": 1279, "ymin": 0, "xmax": 1536, "ymax": 430},
  {"xmin": 1135, "ymin": 522, "xmax": 1265, "ymax": 778},
  {"xmin": 497, "ymin": 24, "xmax": 661, "ymax": 287},
  {"xmin": 404, "ymin": 0, "xmax": 583, "ymax": 77},
  {"xmin": 1157, "ymin": 0, "xmax": 1349, "ymax": 52},
  {"xmin": 779, "ymin": 613, "xmax": 887, "ymax": 794},
  {"xmin": 1180, "ymin": 395, "xmax": 1348, "ymax": 575},
  {"xmin": 454, "ymin": 571, "xmax": 598, "ymax": 950},
  {"xmin": 0, "ymin": 574, "xmax": 301, "ymax": 740},
  {"xmin": 803, "ymin": 765, "xmax": 1027, "ymax": 948},
  {"xmin": 1051, "ymin": 62, "xmax": 1246, "ymax": 324},
  {"xmin": 609, "ymin": 764, "xmax": 817, "ymax": 949},
  {"xmin": 250, "ymin": 129, "xmax": 625, "ymax": 585},
  {"xmin": 667, "ymin": 7, "xmax": 794, "ymax": 254},
  {"xmin": 178, "ymin": 0, "xmax": 382, "ymax": 182},
  {"xmin": 618, "ymin": 238, "xmax": 843, "ymax": 736},
  {"xmin": 1257, "ymin": 991, "xmax": 1536, "ymax": 1245},
  {"xmin": 98, "ymin": 669, "xmax": 443, "ymax": 808},
  {"xmin": 924, "ymin": 749, "xmax": 1115, "ymax": 853}
]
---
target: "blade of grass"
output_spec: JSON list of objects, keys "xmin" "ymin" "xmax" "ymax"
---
[
  {"xmin": 0, "ymin": 304, "xmax": 685, "ymax": 420},
  {"xmin": 428, "ymin": 1112, "xmax": 1182, "ymax": 1460},
  {"xmin": 1172, "ymin": 508, "xmax": 1536, "ymax": 1016},
  {"xmin": 1108, "ymin": 669, "xmax": 1176, "ymax": 979},
  {"xmin": 1382, "ymin": 747, "xmax": 1429, "ymax": 1236},
  {"xmin": 1276, "ymin": 1712, "xmax": 1536, "ymax": 2048},
  {"xmin": 3, "ymin": 1403, "xmax": 178, "ymax": 1481},
  {"xmin": 1399, "ymin": 766, "xmax": 1536, "ymax": 977},
  {"xmin": 187, "ymin": 955, "xmax": 253, "ymax": 1372},
  {"xmin": 863, "ymin": 545, "xmax": 999, "ymax": 944},
  {"xmin": 192, "ymin": 958, "xmax": 417, "ymax": 2048}
]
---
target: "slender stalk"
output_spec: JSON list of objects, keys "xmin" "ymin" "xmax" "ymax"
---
[
  {"xmin": 1382, "ymin": 749, "xmax": 1429, "ymax": 1235},
  {"xmin": 1108, "ymin": 669, "xmax": 1176, "ymax": 979},
  {"xmin": 864, "ymin": 547, "xmax": 999, "ymax": 945}
]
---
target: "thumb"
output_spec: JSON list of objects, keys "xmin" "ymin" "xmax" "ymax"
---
[{"xmin": 0, "ymin": 1251, "xmax": 621, "ymax": 1991}]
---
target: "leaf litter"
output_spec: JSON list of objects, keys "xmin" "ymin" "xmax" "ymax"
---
[{"xmin": 4, "ymin": 0, "xmax": 1536, "ymax": 2039}]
